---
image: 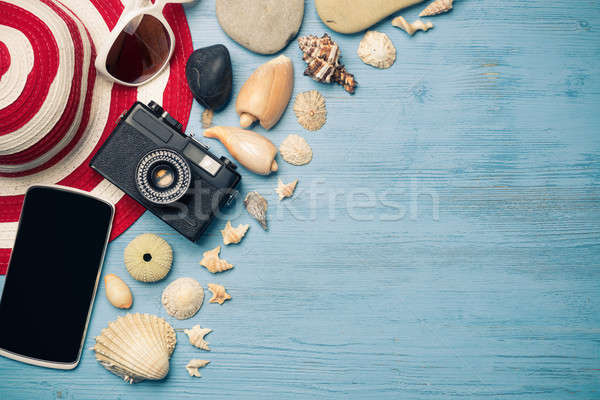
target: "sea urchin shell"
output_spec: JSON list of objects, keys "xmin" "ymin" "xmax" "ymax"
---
[
  {"xmin": 124, "ymin": 234, "xmax": 173, "ymax": 283},
  {"xmin": 161, "ymin": 278, "xmax": 204, "ymax": 320},
  {"xmin": 357, "ymin": 31, "xmax": 396, "ymax": 69},
  {"xmin": 293, "ymin": 90, "xmax": 327, "ymax": 131}
]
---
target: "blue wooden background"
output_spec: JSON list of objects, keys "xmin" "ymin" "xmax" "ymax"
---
[{"xmin": 1, "ymin": 0, "xmax": 599, "ymax": 398}]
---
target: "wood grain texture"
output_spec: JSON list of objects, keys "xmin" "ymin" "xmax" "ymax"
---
[{"xmin": 1, "ymin": 0, "xmax": 599, "ymax": 398}]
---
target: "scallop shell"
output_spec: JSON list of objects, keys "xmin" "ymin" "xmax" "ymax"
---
[
  {"xmin": 104, "ymin": 273, "xmax": 133, "ymax": 309},
  {"xmin": 276, "ymin": 178, "xmax": 298, "ymax": 200},
  {"xmin": 293, "ymin": 90, "xmax": 327, "ymax": 131},
  {"xmin": 124, "ymin": 234, "xmax": 173, "ymax": 283},
  {"xmin": 392, "ymin": 16, "xmax": 434, "ymax": 36},
  {"xmin": 420, "ymin": 0, "xmax": 453, "ymax": 17},
  {"xmin": 279, "ymin": 134, "xmax": 313, "ymax": 166},
  {"xmin": 207, "ymin": 283, "xmax": 231, "ymax": 305},
  {"xmin": 93, "ymin": 313, "xmax": 176, "ymax": 384},
  {"xmin": 161, "ymin": 278, "xmax": 204, "ymax": 320},
  {"xmin": 184, "ymin": 325, "xmax": 212, "ymax": 351},
  {"xmin": 220, "ymin": 221, "xmax": 249, "ymax": 245},
  {"xmin": 244, "ymin": 191, "xmax": 268, "ymax": 230},
  {"xmin": 357, "ymin": 31, "xmax": 396, "ymax": 69},
  {"xmin": 200, "ymin": 245, "xmax": 234, "ymax": 274},
  {"xmin": 186, "ymin": 359, "xmax": 210, "ymax": 378}
]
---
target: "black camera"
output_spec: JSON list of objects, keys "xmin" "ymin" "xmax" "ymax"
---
[{"xmin": 90, "ymin": 101, "xmax": 241, "ymax": 241}]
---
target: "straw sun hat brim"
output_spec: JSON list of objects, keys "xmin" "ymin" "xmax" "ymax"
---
[{"xmin": 0, "ymin": 0, "xmax": 194, "ymax": 274}]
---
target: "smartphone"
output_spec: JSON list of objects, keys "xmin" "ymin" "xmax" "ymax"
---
[{"xmin": 0, "ymin": 185, "xmax": 114, "ymax": 369}]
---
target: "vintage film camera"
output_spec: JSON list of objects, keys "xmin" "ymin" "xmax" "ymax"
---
[{"xmin": 90, "ymin": 101, "xmax": 241, "ymax": 241}]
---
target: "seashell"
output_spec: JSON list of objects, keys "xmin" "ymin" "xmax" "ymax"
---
[
  {"xmin": 124, "ymin": 234, "xmax": 173, "ymax": 283},
  {"xmin": 244, "ymin": 191, "xmax": 268, "ymax": 230},
  {"xmin": 275, "ymin": 178, "xmax": 298, "ymax": 200},
  {"xmin": 207, "ymin": 283, "xmax": 232, "ymax": 305},
  {"xmin": 419, "ymin": 0, "xmax": 453, "ymax": 16},
  {"xmin": 236, "ymin": 55, "xmax": 294, "ymax": 130},
  {"xmin": 392, "ymin": 16, "xmax": 434, "ymax": 36},
  {"xmin": 186, "ymin": 359, "xmax": 210, "ymax": 378},
  {"xmin": 298, "ymin": 34, "xmax": 357, "ymax": 94},
  {"xmin": 200, "ymin": 245, "xmax": 234, "ymax": 274},
  {"xmin": 279, "ymin": 134, "xmax": 313, "ymax": 166},
  {"xmin": 221, "ymin": 220, "xmax": 249, "ymax": 245},
  {"xmin": 293, "ymin": 90, "xmax": 327, "ymax": 131},
  {"xmin": 201, "ymin": 108, "xmax": 214, "ymax": 129},
  {"xmin": 104, "ymin": 273, "xmax": 133, "ymax": 309},
  {"xmin": 357, "ymin": 31, "xmax": 396, "ymax": 69},
  {"xmin": 93, "ymin": 313, "xmax": 176, "ymax": 384},
  {"xmin": 185, "ymin": 44, "xmax": 233, "ymax": 111},
  {"xmin": 161, "ymin": 278, "xmax": 204, "ymax": 320},
  {"xmin": 184, "ymin": 325, "xmax": 212, "ymax": 351},
  {"xmin": 204, "ymin": 126, "xmax": 278, "ymax": 175}
]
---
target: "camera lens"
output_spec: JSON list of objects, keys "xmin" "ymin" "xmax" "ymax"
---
[{"xmin": 136, "ymin": 149, "xmax": 191, "ymax": 205}]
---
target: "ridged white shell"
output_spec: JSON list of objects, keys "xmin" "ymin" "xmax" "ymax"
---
[
  {"xmin": 275, "ymin": 178, "xmax": 298, "ymax": 200},
  {"xmin": 161, "ymin": 278, "xmax": 204, "ymax": 320},
  {"xmin": 200, "ymin": 246, "xmax": 234, "ymax": 273},
  {"xmin": 93, "ymin": 313, "xmax": 176, "ymax": 384},
  {"xmin": 420, "ymin": 0, "xmax": 453, "ymax": 16},
  {"xmin": 186, "ymin": 359, "xmax": 210, "ymax": 377},
  {"xmin": 220, "ymin": 221, "xmax": 249, "ymax": 245},
  {"xmin": 208, "ymin": 283, "xmax": 232, "ymax": 305},
  {"xmin": 279, "ymin": 134, "xmax": 313, "ymax": 166},
  {"xmin": 357, "ymin": 31, "xmax": 396, "ymax": 69},
  {"xmin": 184, "ymin": 325, "xmax": 212, "ymax": 351},
  {"xmin": 124, "ymin": 234, "xmax": 173, "ymax": 282}
]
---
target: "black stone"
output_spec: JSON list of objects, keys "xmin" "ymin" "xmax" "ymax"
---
[{"xmin": 185, "ymin": 44, "xmax": 233, "ymax": 111}]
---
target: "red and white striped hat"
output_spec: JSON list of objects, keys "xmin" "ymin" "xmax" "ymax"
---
[{"xmin": 0, "ymin": 0, "xmax": 194, "ymax": 274}]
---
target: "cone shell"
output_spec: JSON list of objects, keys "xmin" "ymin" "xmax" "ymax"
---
[
  {"xmin": 420, "ymin": 0, "xmax": 453, "ymax": 16},
  {"xmin": 357, "ymin": 31, "xmax": 396, "ymax": 69},
  {"xmin": 93, "ymin": 313, "xmax": 176, "ymax": 384},
  {"xmin": 124, "ymin": 234, "xmax": 173, "ymax": 282},
  {"xmin": 279, "ymin": 134, "xmax": 313, "ymax": 166},
  {"xmin": 104, "ymin": 274, "xmax": 133, "ymax": 309},
  {"xmin": 161, "ymin": 277, "xmax": 205, "ymax": 320},
  {"xmin": 236, "ymin": 55, "xmax": 294, "ymax": 130},
  {"xmin": 204, "ymin": 126, "xmax": 278, "ymax": 175}
]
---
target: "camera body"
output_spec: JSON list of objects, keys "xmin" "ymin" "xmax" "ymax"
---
[{"xmin": 90, "ymin": 101, "xmax": 241, "ymax": 241}]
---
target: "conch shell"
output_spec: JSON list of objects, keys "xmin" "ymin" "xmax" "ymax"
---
[
  {"xmin": 357, "ymin": 31, "xmax": 396, "ymax": 69},
  {"xmin": 93, "ymin": 313, "xmax": 176, "ymax": 384},
  {"xmin": 204, "ymin": 126, "xmax": 278, "ymax": 175},
  {"xmin": 392, "ymin": 16, "xmax": 434, "ymax": 36},
  {"xmin": 208, "ymin": 283, "xmax": 232, "ymax": 305},
  {"xmin": 184, "ymin": 325, "xmax": 212, "ymax": 351},
  {"xmin": 221, "ymin": 220, "xmax": 249, "ymax": 245},
  {"xmin": 186, "ymin": 359, "xmax": 210, "ymax": 377},
  {"xmin": 420, "ymin": 0, "xmax": 453, "ymax": 16},
  {"xmin": 104, "ymin": 273, "xmax": 133, "ymax": 309},
  {"xmin": 276, "ymin": 178, "xmax": 298, "ymax": 200},
  {"xmin": 236, "ymin": 55, "xmax": 294, "ymax": 130},
  {"xmin": 200, "ymin": 245, "xmax": 233, "ymax": 273}
]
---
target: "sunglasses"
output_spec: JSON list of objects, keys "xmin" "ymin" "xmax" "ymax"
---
[{"xmin": 95, "ymin": 0, "xmax": 193, "ymax": 87}]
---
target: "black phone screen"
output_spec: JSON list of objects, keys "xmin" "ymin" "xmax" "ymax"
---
[{"xmin": 0, "ymin": 186, "xmax": 113, "ymax": 366}]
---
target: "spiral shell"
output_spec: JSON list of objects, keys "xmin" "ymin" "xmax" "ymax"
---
[
  {"xmin": 161, "ymin": 278, "xmax": 205, "ymax": 320},
  {"xmin": 208, "ymin": 283, "xmax": 232, "ymax": 305},
  {"xmin": 124, "ymin": 234, "xmax": 173, "ymax": 283},
  {"xmin": 276, "ymin": 178, "xmax": 298, "ymax": 200},
  {"xmin": 184, "ymin": 325, "xmax": 212, "ymax": 351},
  {"xmin": 220, "ymin": 221, "xmax": 249, "ymax": 245},
  {"xmin": 186, "ymin": 359, "xmax": 210, "ymax": 377},
  {"xmin": 200, "ymin": 246, "xmax": 234, "ymax": 273},
  {"xmin": 93, "ymin": 313, "xmax": 176, "ymax": 384},
  {"xmin": 420, "ymin": 0, "xmax": 453, "ymax": 17}
]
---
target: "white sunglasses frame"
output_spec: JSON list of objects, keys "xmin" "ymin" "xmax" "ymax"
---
[{"xmin": 95, "ymin": 0, "xmax": 193, "ymax": 87}]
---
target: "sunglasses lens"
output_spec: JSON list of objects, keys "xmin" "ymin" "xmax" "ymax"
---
[{"xmin": 105, "ymin": 14, "xmax": 171, "ymax": 85}]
